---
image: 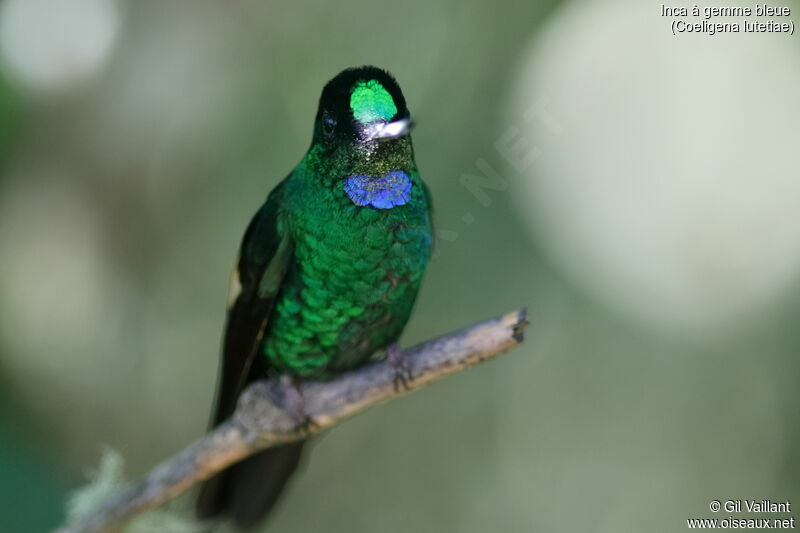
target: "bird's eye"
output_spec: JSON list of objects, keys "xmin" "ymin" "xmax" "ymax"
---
[{"xmin": 323, "ymin": 117, "xmax": 336, "ymax": 137}]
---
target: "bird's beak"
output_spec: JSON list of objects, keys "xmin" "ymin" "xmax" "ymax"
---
[{"xmin": 365, "ymin": 118, "xmax": 414, "ymax": 140}]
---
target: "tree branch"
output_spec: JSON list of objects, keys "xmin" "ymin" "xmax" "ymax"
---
[{"xmin": 56, "ymin": 309, "xmax": 527, "ymax": 533}]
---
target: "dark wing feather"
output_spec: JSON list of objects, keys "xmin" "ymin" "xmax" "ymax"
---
[
  {"xmin": 209, "ymin": 179, "xmax": 292, "ymax": 425},
  {"xmin": 197, "ymin": 178, "xmax": 296, "ymax": 520}
]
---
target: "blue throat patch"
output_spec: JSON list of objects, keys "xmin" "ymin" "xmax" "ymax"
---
[{"xmin": 343, "ymin": 170, "xmax": 412, "ymax": 209}]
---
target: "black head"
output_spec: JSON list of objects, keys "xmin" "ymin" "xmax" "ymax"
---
[{"xmin": 312, "ymin": 66, "xmax": 412, "ymax": 147}]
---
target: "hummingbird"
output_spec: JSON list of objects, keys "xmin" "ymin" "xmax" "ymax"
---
[{"xmin": 196, "ymin": 66, "xmax": 432, "ymax": 528}]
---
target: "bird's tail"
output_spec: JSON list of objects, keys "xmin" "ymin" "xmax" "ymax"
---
[{"xmin": 196, "ymin": 440, "xmax": 306, "ymax": 529}]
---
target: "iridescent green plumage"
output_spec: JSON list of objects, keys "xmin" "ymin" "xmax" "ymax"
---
[
  {"xmin": 262, "ymin": 146, "xmax": 430, "ymax": 377},
  {"xmin": 197, "ymin": 66, "xmax": 432, "ymax": 528},
  {"xmin": 350, "ymin": 79, "xmax": 398, "ymax": 123}
]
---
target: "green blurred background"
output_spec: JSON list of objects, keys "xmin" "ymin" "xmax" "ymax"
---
[{"xmin": 0, "ymin": 0, "xmax": 798, "ymax": 531}]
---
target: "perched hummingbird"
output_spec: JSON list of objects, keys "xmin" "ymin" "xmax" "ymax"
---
[{"xmin": 196, "ymin": 66, "xmax": 432, "ymax": 528}]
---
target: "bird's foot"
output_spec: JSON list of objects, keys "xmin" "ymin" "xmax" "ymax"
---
[
  {"xmin": 388, "ymin": 343, "xmax": 414, "ymax": 392},
  {"xmin": 278, "ymin": 375, "xmax": 319, "ymax": 435}
]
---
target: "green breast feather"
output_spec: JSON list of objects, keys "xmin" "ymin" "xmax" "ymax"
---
[{"xmin": 260, "ymin": 162, "xmax": 431, "ymax": 378}]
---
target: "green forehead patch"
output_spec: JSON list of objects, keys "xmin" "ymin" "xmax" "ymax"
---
[{"xmin": 349, "ymin": 80, "xmax": 397, "ymax": 123}]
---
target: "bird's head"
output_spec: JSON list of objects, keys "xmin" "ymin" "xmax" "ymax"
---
[{"xmin": 310, "ymin": 66, "xmax": 414, "ymax": 175}]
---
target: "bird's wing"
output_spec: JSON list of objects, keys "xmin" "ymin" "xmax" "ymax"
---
[
  {"xmin": 209, "ymin": 178, "xmax": 294, "ymax": 426},
  {"xmin": 197, "ymin": 178, "xmax": 302, "ymax": 524}
]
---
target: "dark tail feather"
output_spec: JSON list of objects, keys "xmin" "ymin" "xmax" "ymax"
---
[{"xmin": 196, "ymin": 440, "xmax": 306, "ymax": 529}]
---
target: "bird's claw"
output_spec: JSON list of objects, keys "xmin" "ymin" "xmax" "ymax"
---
[
  {"xmin": 388, "ymin": 343, "xmax": 413, "ymax": 392},
  {"xmin": 278, "ymin": 375, "xmax": 319, "ymax": 435}
]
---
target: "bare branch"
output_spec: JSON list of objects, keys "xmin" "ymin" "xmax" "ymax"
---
[{"xmin": 56, "ymin": 309, "xmax": 527, "ymax": 533}]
